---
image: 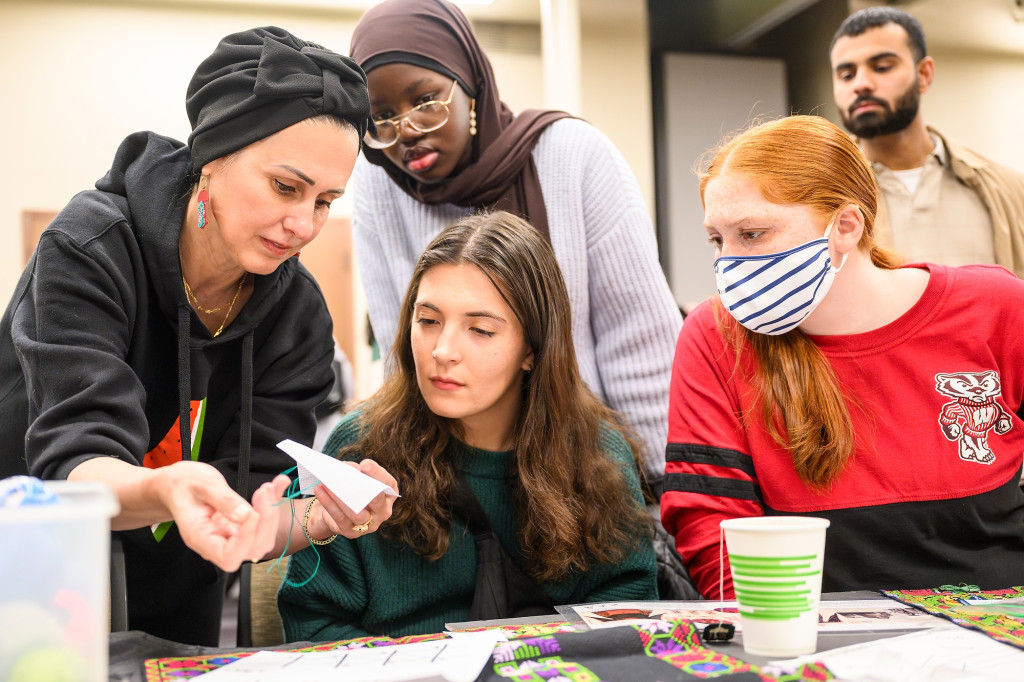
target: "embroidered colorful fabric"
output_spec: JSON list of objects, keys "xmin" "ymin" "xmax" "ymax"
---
[
  {"xmin": 479, "ymin": 620, "xmax": 832, "ymax": 681},
  {"xmin": 451, "ymin": 620, "xmax": 580, "ymax": 639},
  {"xmin": 143, "ymin": 620, "xmax": 832, "ymax": 681},
  {"xmin": 143, "ymin": 632, "xmax": 447, "ymax": 680},
  {"xmin": 882, "ymin": 586, "xmax": 1024, "ymax": 650}
]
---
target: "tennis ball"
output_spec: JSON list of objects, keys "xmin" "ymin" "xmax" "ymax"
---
[
  {"xmin": 8, "ymin": 646, "xmax": 89, "ymax": 682},
  {"xmin": 0, "ymin": 600, "xmax": 62, "ymax": 662}
]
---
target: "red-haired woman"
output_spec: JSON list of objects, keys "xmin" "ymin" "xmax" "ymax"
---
[{"xmin": 662, "ymin": 115, "xmax": 1024, "ymax": 598}]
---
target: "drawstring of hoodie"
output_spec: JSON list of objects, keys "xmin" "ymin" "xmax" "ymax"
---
[
  {"xmin": 177, "ymin": 304, "xmax": 256, "ymax": 502},
  {"xmin": 177, "ymin": 292, "xmax": 321, "ymax": 585},
  {"xmin": 177, "ymin": 306, "xmax": 192, "ymax": 462},
  {"xmin": 237, "ymin": 330, "xmax": 254, "ymax": 501}
]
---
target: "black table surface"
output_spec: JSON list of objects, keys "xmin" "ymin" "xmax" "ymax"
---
[
  {"xmin": 451, "ymin": 590, "xmax": 912, "ymax": 667},
  {"xmin": 109, "ymin": 591, "xmax": 913, "ymax": 681}
]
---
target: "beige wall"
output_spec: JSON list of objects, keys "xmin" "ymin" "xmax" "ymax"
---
[
  {"xmin": 924, "ymin": 48, "xmax": 1024, "ymax": 174},
  {"xmin": 834, "ymin": 0, "xmax": 1024, "ymax": 173},
  {"xmin": 579, "ymin": 0, "xmax": 654, "ymax": 212},
  {"xmin": 0, "ymin": 0, "xmax": 653, "ymax": 307},
  {"xmin": 0, "ymin": 1, "xmax": 355, "ymax": 299}
]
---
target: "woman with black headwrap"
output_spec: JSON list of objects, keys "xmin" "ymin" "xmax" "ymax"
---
[
  {"xmin": 347, "ymin": 0, "xmax": 682, "ymax": 491},
  {"xmin": 0, "ymin": 27, "xmax": 398, "ymax": 645}
]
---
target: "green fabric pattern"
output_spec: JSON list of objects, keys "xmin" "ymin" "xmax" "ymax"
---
[
  {"xmin": 278, "ymin": 411, "xmax": 658, "ymax": 641},
  {"xmin": 883, "ymin": 585, "xmax": 1024, "ymax": 649}
]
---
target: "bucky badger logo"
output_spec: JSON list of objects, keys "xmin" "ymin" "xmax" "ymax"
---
[{"xmin": 935, "ymin": 371, "xmax": 1012, "ymax": 464}]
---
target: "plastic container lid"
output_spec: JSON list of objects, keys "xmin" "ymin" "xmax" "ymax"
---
[{"xmin": 0, "ymin": 480, "xmax": 119, "ymax": 524}]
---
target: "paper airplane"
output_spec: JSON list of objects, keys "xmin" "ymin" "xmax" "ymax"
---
[{"xmin": 277, "ymin": 439, "xmax": 399, "ymax": 513}]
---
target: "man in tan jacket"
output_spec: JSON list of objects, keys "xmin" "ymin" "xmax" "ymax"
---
[{"xmin": 830, "ymin": 7, "xmax": 1024, "ymax": 277}]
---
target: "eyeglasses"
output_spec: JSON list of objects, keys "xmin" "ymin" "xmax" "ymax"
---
[{"xmin": 364, "ymin": 80, "xmax": 459, "ymax": 150}]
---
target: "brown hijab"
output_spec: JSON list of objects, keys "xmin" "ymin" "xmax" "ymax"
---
[{"xmin": 350, "ymin": 0, "xmax": 571, "ymax": 241}]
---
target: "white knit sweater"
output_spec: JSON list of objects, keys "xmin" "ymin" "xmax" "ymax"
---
[{"xmin": 351, "ymin": 118, "xmax": 683, "ymax": 482}]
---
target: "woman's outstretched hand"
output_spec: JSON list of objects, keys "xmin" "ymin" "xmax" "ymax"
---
[
  {"xmin": 163, "ymin": 463, "xmax": 291, "ymax": 572},
  {"xmin": 71, "ymin": 455, "xmax": 399, "ymax": 567}
]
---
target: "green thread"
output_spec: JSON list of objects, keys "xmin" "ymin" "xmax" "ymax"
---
[
  {"xmin": 939, "ymin": 583, "xmax": 980, "ymax": 593},
  {"xmin": 268, "ymin": 466, "xmax": 325, "ymax": 589}
]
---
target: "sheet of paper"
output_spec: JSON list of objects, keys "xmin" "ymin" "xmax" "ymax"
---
[
  {"xmin": 196, "ymin": 634, "xmax": 501, "ymax": 682},
  {"xmin": 561, "ymin": 599, "xmax": 952, "ymax": 632},
  {"xmin": 445, "ymin": 629, "xmax": 508, "ymax": 642},
  {"xmin": 767, "ymin": 627, "xmax": 1024, "ymax": 681},
  {"xmin": 277, "ymin": 439, "xmax": 399, "ymax": 513}
]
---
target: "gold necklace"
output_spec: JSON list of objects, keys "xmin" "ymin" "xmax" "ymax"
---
[{"xmin": 182, "ymin": 274, "xmax": 246, "ymax": 338}]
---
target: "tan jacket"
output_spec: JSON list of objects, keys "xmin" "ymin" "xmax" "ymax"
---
[{"xmin": 873, "ymin": 127, "xmax": 1024, "ymax": 278}]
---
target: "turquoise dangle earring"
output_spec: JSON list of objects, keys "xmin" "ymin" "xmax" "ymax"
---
[{"xmin": 197, "ymin": 175, "xmax": 209, "ymax": 229}]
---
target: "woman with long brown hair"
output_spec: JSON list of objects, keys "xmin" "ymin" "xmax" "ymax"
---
[
  {"xmin": 279, "ymin": 211, "xmax": 656, "ymax": 639},
  {"xmin": 662, "ymin": 115, "xmax": 1024, "ymax": 598}
]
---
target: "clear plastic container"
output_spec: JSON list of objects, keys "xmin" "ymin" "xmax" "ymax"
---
[{"xmin": 0, "ymin": 480, "xmax": 119, "ymax": 682}]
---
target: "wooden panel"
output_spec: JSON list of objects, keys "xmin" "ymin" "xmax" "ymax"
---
[
  {"xmin": 20, "ymin": 210, "xmax": 358, "ymax": 383},
  {"xmin": 297, "ymin": 216, "xmax": 356, "ymax": 366},
  {"xmin": 22, "ymin": 210, "xmax": 58, "ymax": 265}
]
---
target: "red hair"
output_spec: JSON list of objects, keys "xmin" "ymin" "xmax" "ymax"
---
[{"xmin": 700, "ymin": 116, "xmax": 902, "ymax": 487}]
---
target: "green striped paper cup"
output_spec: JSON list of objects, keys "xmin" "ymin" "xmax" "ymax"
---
[{"xmin": 721, "ymin": 516, "xmax": 829, "ymax": 657}]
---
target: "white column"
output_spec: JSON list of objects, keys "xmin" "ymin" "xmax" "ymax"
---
[{"xmin": 539, "ymin": 0, "xmax": 582, "ymax": 114}]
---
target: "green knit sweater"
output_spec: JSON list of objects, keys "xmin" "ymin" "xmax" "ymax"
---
[{"xmin": 278, "ymin": 412, "xmax": 658, "ymax": 641}]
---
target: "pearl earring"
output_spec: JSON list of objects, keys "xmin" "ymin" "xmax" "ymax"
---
[{"xmin": 469, "ymin": 99, "xmax": 477, "ymax": 137}]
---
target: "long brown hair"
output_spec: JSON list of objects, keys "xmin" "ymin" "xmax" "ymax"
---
[
  {"xmin": 341, "ymin": 211, "xmax": 649, "ymax": 581},
  {"xmin": 700, "ymin": 115, "xmax": 903, "ymax": 488}
]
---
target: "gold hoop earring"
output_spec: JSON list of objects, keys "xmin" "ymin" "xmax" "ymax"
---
[{"xmin": 469, "ymin": 99, "xmax": 477, "ymax": 137}]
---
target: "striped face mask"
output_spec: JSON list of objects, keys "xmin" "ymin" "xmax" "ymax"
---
[{"xmin": 714, "ymin": 219, "xmax": 846, "ymax": 336}]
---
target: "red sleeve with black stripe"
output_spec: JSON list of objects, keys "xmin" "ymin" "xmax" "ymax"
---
[{"xmin": 661, "ymin": 301, "xmax": 762, "ymax": 598}]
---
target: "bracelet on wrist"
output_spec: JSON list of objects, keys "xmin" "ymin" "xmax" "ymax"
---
[{"xmin": 301, "ymin": 498, "xmax": 337, "ymax": 546}]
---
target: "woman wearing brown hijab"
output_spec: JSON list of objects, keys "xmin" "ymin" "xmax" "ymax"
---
[{"xmin": 347, "ymin": 0, "xmax": 682, "ymax": 490}]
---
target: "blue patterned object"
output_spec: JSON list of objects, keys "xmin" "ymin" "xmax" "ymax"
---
[{"xmin": 0, "ymin": 476, "xmax": 59, "ymax": 508}]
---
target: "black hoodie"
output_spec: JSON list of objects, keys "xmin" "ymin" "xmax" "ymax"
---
[{"xmin": 0, "ymin": 131, "xmax": 335, "ymax": 642}]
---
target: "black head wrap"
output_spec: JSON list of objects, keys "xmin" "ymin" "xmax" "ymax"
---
[{"xmin": 187, "ymin": 26, "xmax": 373, "ymax": 170}]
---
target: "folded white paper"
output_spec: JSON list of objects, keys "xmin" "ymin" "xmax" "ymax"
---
[
  {"xmin": 277, "ymin": 439, "xmax": 399, "ymax": 513},
  {"xmin": 195, "ymin": 633, "xmax": 501, "ymax": 682},
  {"xmin": 768, "ymin": 627, "xmax": 1024, "ymax": 681}
]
